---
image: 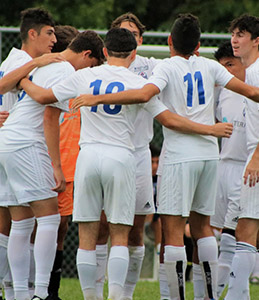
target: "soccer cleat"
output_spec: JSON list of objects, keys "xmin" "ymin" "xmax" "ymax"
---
[
  {"xmin": 31, "ymin": 296, "xmax": 44, "ymax": 300},
  {"xmin": 45, "ymin": 295, "xmax": 62, "ymax": 300}
]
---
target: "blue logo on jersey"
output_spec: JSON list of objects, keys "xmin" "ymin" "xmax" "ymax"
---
[
  {"xmin": 0, "ymin": 71, "xmax": 4, "ymax": 105},
  {"xmin": 222, "ymin": 117, "xmax": 228, "ymax": 123}
]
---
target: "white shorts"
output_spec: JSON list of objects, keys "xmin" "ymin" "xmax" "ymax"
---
[
  {"xmin": 134, "ymin": 147, "xmax": 155, "ymax": 215},
  {"xmin": 210, "ymin": 160, "xmax": 244, "ymax": 230},
  {"xmin": 157, "ymin": 160, "xmax": 218, "ymax": 217},
  {"xmin": 239, "ymin": 152, "xmax": 259, "ymax": 220},
  {"xmin": 0, "ymin": 144, "xmax": 57, "ymax": 206},
  {"xmin": 73, "ymin": 144, "xmax": 136, "ymax": 225}
]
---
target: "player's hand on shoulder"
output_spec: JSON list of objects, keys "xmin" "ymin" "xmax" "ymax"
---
[
  {"xmin": 52, "ymin": 166, "xmax": 66, "ymax": 193},
  {"xmin": 72, "ymin": 94, "xmax": 99, "ymax": 110},
  {"xmin": 211, "ymin": 122, "xmax": 233, "ymax": 138},
  {"xmin": 0, "ymin": 111, "xmax": 9, "ymax": 127},
  {"xmin": 34, "ymin": 53, "xmax": 66, "ymax": 67}
]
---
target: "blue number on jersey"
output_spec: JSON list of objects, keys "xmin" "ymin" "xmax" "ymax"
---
[
  {"xmin": 0, "ymin": 71, "xmax": 4, "ymax": 105},
  {"xmin": 17, "ymin": 75, "xmax": 33, "ymax": 102},
  {"xmin": 90, "ymin": 80, "xmax": 123, "ymax": 114},
  {"xmin": 184, "ymin": 71, "xmax": 205, "ymax": 107}
]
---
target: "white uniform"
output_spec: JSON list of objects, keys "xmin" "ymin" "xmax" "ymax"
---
[
  {"xmin": 210, "ymin": 88, "xmax": 248, "ymax": 230},
  {"xmin": 0, "ymin": 48, "xmax": 32, "ymax": 112},
  {"xmin": 0, "ymin": 61, "xmax": 71, "ymax": 206},
  {"xmin": 52, "ymin": 64, "xmax": 167, "ymax": 225},
  {"xmin": 240, "ymin": 58, "xmax": 259, "ymax": 219},
  {"xmin": 147, "ymin": 55, "xmax": 233, "ymax": 216},
  {"xmin": 129, "ymin": 55, "xmax": 160, "ymax": 215}
]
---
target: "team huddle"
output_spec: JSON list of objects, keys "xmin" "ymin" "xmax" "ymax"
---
[{"xmin": 0, "ymin": 6, "xmax": 259, "ymax": 300}]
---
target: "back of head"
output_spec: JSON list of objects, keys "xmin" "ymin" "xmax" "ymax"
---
[
  {"xmin": 68, "ymin": 30, "xmax": 105, "ymax": 64},
  {"xmin": 171, "ymin": 13, "xmax": 200, "ymax": 55},
  {"xmin": 214, "ymin": 41, "xmax": 234, "ymax": 61},
  {"xmin": 229, "ymin": 14, "xmax": 259, "ymax": 39},
  {"xmin": 105, "ymin": 28, "xmax": 137, "ymax": 58},
  {"xmin": 20, "ymin": 7, "xmax": 55, "ymax": 42},
  {"xmin": 52, "ymin": 25, "xmax": 79, "ymax": 53},
  {"xmin": 111, "ymin": 12, "xmax": 146, "ymax": 36}
]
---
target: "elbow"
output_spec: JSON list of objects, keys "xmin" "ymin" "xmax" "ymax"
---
[{"xmin": 140, "ymin": 91, "xmax": 150, "ymax": 103}]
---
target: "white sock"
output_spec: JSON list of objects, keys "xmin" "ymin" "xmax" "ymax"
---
[
  {"xmin": 159, "ymin": 263, "xmax": 170, "ymax": 300},
  {"xmin": 251, "ymin": 251, "xmax": 259, "ymax": 277},
  {"xmin": 96, "ymin": 244, "xmax": 108, "ymax": 300},
  {"xmin": 77, "ymin": 248, "xmax": 97, "ymax": 300},
  {"xmin": 164, "ymin": 245, "xmax": 186, "ymax": 300},
  {"xmin": 193, "ymin": 263, "xmax": 205, "ymax": 300},
  {"xmin": 0, "ymin": 233, "xmax": 9, "ymax": 282},
  {"xmin": 225, "ymin": 242, "xmax": 257, "ymax": 300},
  {"xmin": 34, "ymin": 214, "xmax": 60, "ymax": 299},
  {"xmin": 217, "ymin": 233, "xmax": 236, "ymax": 297},
  {"xmin": 197, "ymin": 236, "xmax": 218, "ymax": 300},
  {"xmin": 107, "ymin": 246, "xmax": 129, "ymax": 300},
  {"xmin": 3, "ymin": 267, "xmax": 14, "ymax": 300},
  {"xmin": 29, "ymin": 243, "xmax": 35, "ymax": 298},
  {"xmin": 121, "ymin": 245, "xmax": 145, "ymax": 300},
  {"xmin": 8, "ymin": 218, "xmax": 35, "ymax": 300}
]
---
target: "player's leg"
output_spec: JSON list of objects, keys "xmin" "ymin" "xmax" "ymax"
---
[{"xmin": 225, "ymin": 218, "xmax": 259, "ymax": 300}]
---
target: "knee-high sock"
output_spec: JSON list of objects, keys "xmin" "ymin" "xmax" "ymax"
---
[
  {"xmin": 164, "ymin": 245, "xmax": 186, "ymax": 300},
  {"xmin": 96, "ymin": 244, "xmax": 108, "ymax": 300},
  {"xmin": 193, "ymin": 263, "xmax": 205, "ymax": 300},
  {"xmin": 197, "ymin": 236, "xmax": 218, "ymax": 300},
  {"xmin": 107, "ymin": 246, "xmax": 129, "ymax": 300},
  {"xmin": 34, "ymin": 214, "xmax": 60, "ymax": 299},
  {"xmin": 159, "ymin": 263, "xmax": 170, "ymax": 300},
  {"xmin": 225, "ymin": 242, "xmax": 257, "ymax": 300},
  {"xmin": 29, "ymin": 243, "xmax": 35, "ymax": 298},
  {"xmin": 121, "ymin": 245, "xmax": 145, "ymax": 300},
  {"xmin": 77, "ymin": 248, "xmax": 97, "ymax": 300},
  {"xmin": 3, "ymin": 266, "xmax": 14, "ymax": 300},
  {"xmin": 217, "ymin": 233, "xmax": 236, "ymax": 298},
  {"xmin": 0, "ymin": 233, "xmax": 9, "ymax": 282},
  {"xmin": 8, "ymin": 218, "xmax": 35, "ymax": 300}
]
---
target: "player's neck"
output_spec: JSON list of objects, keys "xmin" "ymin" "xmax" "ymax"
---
[
  {"xmin": 241, "ymin": 50, "xmax": 259, "ymax": 68},
  {"xmin": 21, "ymin": 43, "xmax": 39, "ymax": 58},
  {"xmin": 107, "ymin": 57, "xmax": 131, "ymax": 68}
]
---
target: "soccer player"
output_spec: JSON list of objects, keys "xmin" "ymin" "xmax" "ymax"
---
[
  {"xmin": 95, "ymin": 13, "xmax": 161, "ymax": 300},
  {"xmin": 0, "ymin": 30, "xmax": 104, "ymax": 300},
  {"xmin": 0, "ymin": 7, "xmax": 64, "ymax": 300},
  {"xmin": 224, "ymin": 14, "xmax": 259, "ymax": 300},
  {"xmin": 70, "ymin": 14, "xmax": 259, "ymax": 300},
  {"xmin": 209, "ymin": 41, "xmax": 247, "ymax": 298},
  {"xmin": 19, "ymin": 27, "xmax": 233, "ymax": 300}
]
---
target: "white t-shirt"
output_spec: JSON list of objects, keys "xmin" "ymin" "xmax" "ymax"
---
[
  {"xmin": 216, "ymin": 88, "xmax": 248, "ymax": 162},
  {"xmin": 0, "ymin": 48, "xmax": 32, "ymax": 112},
  {"xmin": 0, "ymin": 61, "xmax": 71, "ymax": 152},
  {"xmin": 244, "ymin": 58, "xmax": 259, "ymax": 156},
  {"xmin": 52, "ymin": 64, "xmax": 167, "ymax": 151},
  {"xmin": 129, "ymin": 55, "xmax": 160, "ymax": 149},
  {"xmin": 148, "ymin": 55, "xmax": 234, "ymax": 163}
]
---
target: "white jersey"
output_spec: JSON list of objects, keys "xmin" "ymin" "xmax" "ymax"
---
[
  {"xmin": 0, "ymin": 48, "xmax": 32, "ymax": 112},
  {"xmin": 148, "ymin": 55, "xmax": 233, "ymax": 163},
  {"xmin": 52, "ymin": 64, "xmax": 167, "ymax": 151},
  {"xmin": 0, "ymin": 61, "xmax": 71, "ymax": 152},
  {"xmin": 129, "ymin": 55, "xmax": 160, "ymax": 149},
  {"xmin": 244, "ymin": 58, "xmax": 259, "ymax": 156},
  {"xmin": 216, "ymin": 88, "xmax": 248, "ymax": 162}
]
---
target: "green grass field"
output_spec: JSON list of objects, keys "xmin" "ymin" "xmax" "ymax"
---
[{"xmin": 59, "ymin": 278, "xmax": 259, "ymax": 299}]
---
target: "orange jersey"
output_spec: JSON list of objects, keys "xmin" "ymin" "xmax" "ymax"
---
[{"xmin": 59, "ymin": 99, "xmax": 81, "ymax": 182}]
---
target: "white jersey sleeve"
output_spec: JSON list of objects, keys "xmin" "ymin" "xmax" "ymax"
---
[{"xmin": 0, "ymin": 48, "xmax": 32, "ymax": 112}]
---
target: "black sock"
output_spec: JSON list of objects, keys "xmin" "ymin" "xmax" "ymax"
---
[{"xmin": 48, "ymin": 250, "xmax": 63, "ymax": 296}]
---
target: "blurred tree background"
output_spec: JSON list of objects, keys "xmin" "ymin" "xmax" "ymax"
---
[{"xmin": 0, "ymin": 0, "xmax": 259, "ymax": 31}]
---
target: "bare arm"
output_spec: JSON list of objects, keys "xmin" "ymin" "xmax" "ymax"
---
[
  {"xmin": 0, "ymin": 111, "xmax": 9, "ymax": 127},
  {"xmin": 226, "ymin": 77, "xmax": 259, "ymax": 103},
  {"xmin": 71, "ymin": 83, "xmax": 159, "ymax": 110},
  {"xmin": 0, "ymin": 53, "xmax": 65, "ymax": 94},
  {"xmin": 155, "ymin": 110, "xmax": 233, "ymax": 138},
  {"xmin": 20, "ymin": 78, "xmax": 57, "ymax": 104},
  {"xmin": 244, "ymin": 145, "xmax": 259, "ymax": 187},
  {"xmin": 44, "ymin": 106, "xmax": 66, "ymax": 193}
]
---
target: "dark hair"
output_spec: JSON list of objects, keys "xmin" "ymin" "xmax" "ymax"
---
[
  {"xmin": 214, "ymin": 41, "xmax": 234, "ymax": 61},
  {"xmin": 150, "ymin": 144, "xmax": 160, "ymax": 157},
  {"xmin": 68, "ymin": 30, "xmax": 105, "ymax": 63},
  {"xmin": 20, "ymin": 7, "xmax": 55, "ymax": 42},
  {"xmin": 111, "ymin": 12, "xmax": 146, "ymax": 36},
  {"xmin": 229, "ymin": 14, "xmax": 259, "ymax": 39},
  {"xmin": 171, "ymin": 13, "xmax": 201, "ymax": 55},
  {"xmin": 105, "ymin": 28, "xmax": 137, "ymax": 58},
  {"xmin": 52, "ymin": 25, "xmax": 79, "ymax": 53}
]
